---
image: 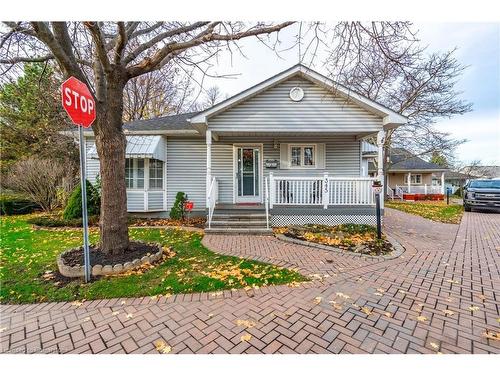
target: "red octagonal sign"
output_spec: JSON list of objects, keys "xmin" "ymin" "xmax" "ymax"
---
[{"xmin": 61, "ymin": 76, "xmax": 96, "ymax": 128}]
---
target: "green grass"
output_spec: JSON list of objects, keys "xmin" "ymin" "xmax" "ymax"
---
[
  {"xmin": 385, "ymin": 200, "xmax": 463, "ymax": 224},
  {"xmin": 0, "ymin": 214, "xmax": 306, "ymax": 304}
]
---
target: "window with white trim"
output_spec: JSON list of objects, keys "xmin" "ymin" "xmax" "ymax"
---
[
  {"xmin": 289, "ymin": 144, "xmax": 316, "ymax": 168},
  {"xmin": 125, "ymin": 159, "xmax": 144, "ymax": 189},
  {"xmin": 148, "ymin": 159, "xmax": 164, "ymax": 190},
  {"xmin": 405, "ymin": 174, "xmax": 422, "ymax": 184}
]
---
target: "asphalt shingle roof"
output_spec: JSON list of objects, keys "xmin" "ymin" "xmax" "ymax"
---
[
  {"xmin": 388, "ymin": 148, "xmax": 447, "ymax": 171},
  {"xmin": 122, "ymin": 112, "xmax": 199, "ymax": 132}
]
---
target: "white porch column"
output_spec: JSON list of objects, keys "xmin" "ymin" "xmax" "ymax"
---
[
  {"xmin": 376, "ymin": 130, "xmax": 385, "ymax": 209},
  {"xmin": 407, "ymin": 172, "xmax": 411, "ymax": 194},
  {"xmin": 441, "ymin": 171, "xmax": 445, "ymax": 194},
  {"xmin": 206, "ymin": 130, "xmax": 212, "ymax": 208}
]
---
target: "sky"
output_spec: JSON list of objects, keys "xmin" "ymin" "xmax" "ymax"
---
[{"xmin": 199, "ymin": 22, "xmax": 500, "ymax": 165}]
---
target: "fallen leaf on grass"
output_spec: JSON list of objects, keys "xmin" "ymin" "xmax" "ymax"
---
[
  {"xmin": 240, "ymin": 333, "xmax": 252, "ymax": 342},
  {"xmin": 442, "ymin": 309, "xmax": 455, "ymax": 316},
  {"xmin": 416, "ymin": 315, "xmax": 428, "ymax": 322},
  {"xmin": 154, "ymin": 339, "xmax": 172, "ymax": 354},
  {"xmin": 236, "ymin": 320, "xmax": 256, "ymax": 329}
]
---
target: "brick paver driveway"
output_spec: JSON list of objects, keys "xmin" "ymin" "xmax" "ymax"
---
[{"xmin": 1, "ymin": 209, "xmax": 499, "ymax": 354}]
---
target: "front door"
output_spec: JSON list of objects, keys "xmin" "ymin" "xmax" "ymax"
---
[{"xmin": 235, "ymin": 146, "xmax": 261, "ymax": 203}]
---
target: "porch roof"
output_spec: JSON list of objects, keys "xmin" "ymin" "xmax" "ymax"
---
[{"xmin": 88, "ymin": 135, "xmax": 166, "ymax": 161}]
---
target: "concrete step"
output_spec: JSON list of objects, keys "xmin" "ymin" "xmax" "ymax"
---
[
  {"xmin": 211, "ymin": 214, "xmax": 267, "ymax": 221},
  {"xmin": 210, "ymin": 220, "xmax": 268, "ymax": 228},
  {"xmin": 204, "ymin": 227, "xmax": 273, "ymax": 235}
]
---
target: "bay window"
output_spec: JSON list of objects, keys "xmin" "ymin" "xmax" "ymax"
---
[
  {"xmin": 125, "ymin": 158, "xmax": 164, "ymax": 189},
  {"xmin": 148, "ymin": 159, "xmax": 164, "ymax": 190},
  {"xmin": 125, "ymin": 159, "xmax": 144, "ymax": 189}
]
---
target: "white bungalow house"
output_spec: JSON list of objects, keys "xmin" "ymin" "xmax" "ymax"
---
[{"xmin": 81, "ymin": 64, "xmax": 407, "ymax": 233}]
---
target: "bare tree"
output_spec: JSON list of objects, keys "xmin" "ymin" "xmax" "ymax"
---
[
  {"xmin": 0, "ymin": 21, "xmax": 294, "ymax": 254},
  {"xmin": 324, "ymin": 22, "xmax": 471, "ymax": 160},
  {"xmin": 123, "ymin": 67, "xmax": 195, "ymax": 121}
]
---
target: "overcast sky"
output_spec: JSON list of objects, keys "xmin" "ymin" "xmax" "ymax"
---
[{"xmin": 200, "ymin": 22, "xmax": 500, "ymax": 165}]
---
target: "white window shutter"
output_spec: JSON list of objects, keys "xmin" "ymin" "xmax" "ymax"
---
[
  {"xmin": 280, "ymin": 143, "xmax": 289, "ymax": 169},
  {"xmin": 317, "ymin": 143, "xmax": 326, "ymax": 169}
]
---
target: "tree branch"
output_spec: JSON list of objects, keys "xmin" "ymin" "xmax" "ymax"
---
[{"xmin": 83, "ymin": 21, "xmax": 112, "ymax": 73}]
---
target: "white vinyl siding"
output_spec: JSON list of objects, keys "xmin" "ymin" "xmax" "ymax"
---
[
  {"xmin": 85, "ymin": 138, "xmax": 100, "ymax": 184},
  {"xmin": 208, "ymin": 77, "xmax": 383, "ymax": 132},
  {"xmin": 166, "ymin": 137, "xmax": 206, "ymax": 212}
]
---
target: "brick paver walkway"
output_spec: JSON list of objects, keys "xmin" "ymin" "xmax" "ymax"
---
[{"xmin": 1, "ymin": 209, "xmax": 499, "ymax": 354}]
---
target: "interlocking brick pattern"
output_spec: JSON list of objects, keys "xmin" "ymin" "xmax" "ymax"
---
[{"xmin": 1, "ymin": 209, "xmax": 499, "ymax": 354}]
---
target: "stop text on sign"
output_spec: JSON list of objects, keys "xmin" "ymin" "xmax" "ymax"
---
[
  {"xmin": 63, "ymin": 87, "xmax": 94, "ymax": 115},
  {"xmin": 61, "ymin": 76, "xmax": 96, "ymax": 128}
]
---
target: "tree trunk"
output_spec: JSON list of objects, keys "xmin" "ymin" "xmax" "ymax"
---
[{"xmin": 94, "ymin": 76, "xmax": 129, "ymax": 255}]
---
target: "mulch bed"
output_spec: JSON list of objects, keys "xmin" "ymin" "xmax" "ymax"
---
[
  {"xmin": 130, "ymin": 217, "xmax": 206, "ymax": 228},
  {"xmin": 61, "ymin": 241, "xmax": 159, "ymax": 267},
  {"xmin": 276, "ymin": 224, "xmax": 394, "ymax": 256}
]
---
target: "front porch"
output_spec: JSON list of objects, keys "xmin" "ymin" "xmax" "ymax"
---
[{"xmin": 204, "ymin": 130, "xmax": 385, "ymax": 230}]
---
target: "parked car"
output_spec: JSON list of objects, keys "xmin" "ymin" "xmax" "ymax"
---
[{"xmin": 463, "ymin": 179, "xmax": 500, "ymax": 212}]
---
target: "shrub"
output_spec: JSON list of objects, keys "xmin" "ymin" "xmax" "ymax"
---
[
  {"xmin": 170, "ymin": 192, "xmax": 187, "ymax": 220},
  {"xmin": 5, "ymin": 157, "xmax": 73, "ymax": 211},
  {"xmin": 27, "ymin": 214, "xmax": 99, "ymax": 227},
  {"xmin": 63, "ymin": 180, "xmax": 100, "ymax": 220},
  {"xmin": 0, "ymin": 193, "xmax": 38, "ymax": 215}
]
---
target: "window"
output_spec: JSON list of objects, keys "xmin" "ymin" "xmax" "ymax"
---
[
  {"xmin": 289, "ymin": 145, "xmax": 316, "ymax": 168},
  {"xmin": 149, "ymin": 159, "xmax": 164, "ymax": 190},
  {"xmin": 405, "ymin": 174, "xmax": 422, "ymax": 184},
  {"xmin": 125, "ymin": 159, "xmax": 144, "ymax": 189}
]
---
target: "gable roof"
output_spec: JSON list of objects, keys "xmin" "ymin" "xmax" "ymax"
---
[
  {"xmin": 189, "ymin": 64, "xmax": 407, "ymax": 129},
  {"xmin": 388, "ymin": 148, "xmax": 448, "ymax": 172},
  {"xmin": 122, "ymin": 112, "xmax": 199, "ymax": 134}
]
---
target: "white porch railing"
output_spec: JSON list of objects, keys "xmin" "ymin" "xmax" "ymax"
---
[
  {"xmin": 269, "ymin": 173, "xmax": 377, "ymax": 208},
  {"xmin": 207, "ymin": 177, "xmax": 218, "ymax": 228},
  {"xmin": 397, "ymin": 184, "xmax": 442, "ymax": 195}
]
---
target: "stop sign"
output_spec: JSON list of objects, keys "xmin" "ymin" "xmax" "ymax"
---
[{"xmin": 61, "ymin": 77, "xmax": 96, "ymax": 128}]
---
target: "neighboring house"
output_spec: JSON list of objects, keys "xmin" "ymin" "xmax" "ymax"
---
[
  {"xmin": 365, "ymin": 146, "xmax": 448, "ymax": 200},
  {"xmin": 444, "ymin": 171, "xmax": 470, "ymax": 194},
  {"xmin": 80, "ymin": 64, "xmax": 407, "ymax": 233}
]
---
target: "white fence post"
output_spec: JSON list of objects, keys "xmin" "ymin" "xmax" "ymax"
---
[
  {"xmin": 323, "ymin": 172, "xmax": 329, "ymax": 209},
  {"xmin": 424, "ymin": 184, "xmax": 427, "ymax": 194},
  {"xmin": 269, "ymin": 172, "xmax": 274, "ymax": 209}
]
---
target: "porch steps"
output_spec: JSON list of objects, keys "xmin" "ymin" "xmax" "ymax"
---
[{"xmin": 205, "ymin": 204, "xmax": 272, "ymax": 235}]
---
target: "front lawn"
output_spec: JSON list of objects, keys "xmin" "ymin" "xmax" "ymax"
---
[
  {"xmin": 0, "ymin": 215, "xmax": 306, "ymax": 304},
  {"xmin": 385, "ymin": 200, "xmax": 463, "ymax": 224}
]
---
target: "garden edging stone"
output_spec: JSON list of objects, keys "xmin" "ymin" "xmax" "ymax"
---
[
  {"xmin": 275, "ymin": 233, "xmax": 405, "ymax": 260},
  {"xmin": 57, "ymin": 243, "xmax": 164, "ymax": 278}
]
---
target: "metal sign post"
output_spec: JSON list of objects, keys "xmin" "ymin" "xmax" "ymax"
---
[
  {"xmin": 78, "ymin": 125, "xmax": 91, "ymax": 282},
  {"xmin": 372, "ymin": 184, "xmax": 383, "ymax": 240},
  {"xmin": 375, "ymin": 192, "xmax": 382, "ymax": 239},
  {"xmin": 61, "ymin": 76, "xmax": 96, "ymax": 283}
]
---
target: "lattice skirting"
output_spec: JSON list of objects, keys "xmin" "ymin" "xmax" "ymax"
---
[{"xmin": 271, "ymin": 214, "xmax": 377, "ymax": 227}]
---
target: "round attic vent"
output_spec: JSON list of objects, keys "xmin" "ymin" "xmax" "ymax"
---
[{"xmin": 289, "ymin": 86, "xmax": 304, "ymax": 102}]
